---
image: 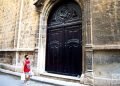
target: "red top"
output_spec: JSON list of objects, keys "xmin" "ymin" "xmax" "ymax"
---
[{"xmin": 24, "ymin": 59, "xmax": 30, "ymax": 72}]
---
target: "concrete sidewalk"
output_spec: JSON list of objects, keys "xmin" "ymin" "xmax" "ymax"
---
[
  {"xmin": 0, "ymin": 68, "xmax": 88, "ymax": 86},
  {"xmin": 0, "ymin": 72, "xmax": 54, "ymax": 86}
]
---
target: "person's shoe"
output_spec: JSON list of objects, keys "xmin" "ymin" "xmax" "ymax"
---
[{"xmin": 26, "ymin": 81, "xmax": 30, "ymax": 86}]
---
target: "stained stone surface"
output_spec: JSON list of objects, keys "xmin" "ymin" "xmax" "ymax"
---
[
  {"xmin": 92, "ymin": 0, "xmax": 120, "ymax": 45},
  {"xmin": 93, "ymin": 50, "xmax": 120, "ymax": 78},
  {"xmin": 0, "ymin": 0, "xmax": 39, "ymax": 49}
]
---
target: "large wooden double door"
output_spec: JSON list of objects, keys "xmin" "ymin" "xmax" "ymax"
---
[{"xmin": 45, "ymin": 1, "xmax": 82, "ymax": 76}]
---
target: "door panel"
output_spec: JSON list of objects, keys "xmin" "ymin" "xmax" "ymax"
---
[
  {"xmin": 46, "ymin": 28, "xmax": 64, "ymax": 73},
  {"xmin": 64, "ymin": 25, "xmax": 82, "ymax": 75}
]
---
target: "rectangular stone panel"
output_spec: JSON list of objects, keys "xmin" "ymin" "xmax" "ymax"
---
[
  {"xmin": 93, "ymin": 50, "xmax": 120, "ymax": 78},
  {"xmin": 0, "ymin": 52, "xmax": 15, "ymax": 64},
  {"xmin": 86, "ymin": 51, "xmax": 93, "ymax": 71}
]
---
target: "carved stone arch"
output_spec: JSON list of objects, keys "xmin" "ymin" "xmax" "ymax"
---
[
  {"xmin": 34, "ymin": 0, "xmax": 83, "ymax": 16},
  {"xmin": 36, "ymin": 0, "xmax": 85, "ymax": 76},
  {"xmin": 34, "ymin": 0, "xmax": 94, "ymax": 85}
]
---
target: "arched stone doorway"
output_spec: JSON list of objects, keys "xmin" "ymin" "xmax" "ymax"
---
[{"xmin": 45, "ymin": 0, "xmax": 82, "ymax": 76}]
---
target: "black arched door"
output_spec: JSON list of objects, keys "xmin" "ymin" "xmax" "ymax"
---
[{"xmin": 46, "ymin": 1, "xmax": 82, "ymax": 76}]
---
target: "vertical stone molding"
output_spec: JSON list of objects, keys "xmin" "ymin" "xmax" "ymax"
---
[
  {"xmin": 83, "ymin": 0, "xmax": 92, "ymax": 45},
  {"xmin": 82, "ymin": 0, "xmax": 94, "ymax": 85},
  {"xmin": 81, "ymin": 50, "xmax": 93, "ymax": 85}
]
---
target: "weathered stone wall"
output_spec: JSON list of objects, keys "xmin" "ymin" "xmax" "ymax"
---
[
  {"xmin": 92, "ymin": 0, "xmax": 120, "ymax": 79},
  {"xmin": 0, "ymin": 0, "xmax": 39, "ymax": 49},
  {"xmin": 0, "ymin": 52, "xmax": 15, "ymax": 64},
  {"xmin": 0, "ymin": 0, "xmax": 39, "ymax": 67},
  {"xmin": 0, "ymin": 0, "xmax": 20, "ymax": 48},
  {"xmin": 92, "ymin": 0, "xmax": 120, "ymax": 45},
  {"xmin": 0, "ymin": 51, "xmax": 35, "ymax": 72},
  {"xmin": 19, "ymin": 0, "xmax": 39, "ymax": 48},
  {"xmin": 93, "ymin": 50, "xmax": 120, "ymax": 78}
]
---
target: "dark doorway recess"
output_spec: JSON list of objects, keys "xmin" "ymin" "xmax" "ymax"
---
[{"xmin": 45, "ymin": 0, "xmax": 82, "ymax": 76}]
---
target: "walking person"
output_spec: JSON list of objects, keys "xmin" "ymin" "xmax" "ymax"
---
[{"xmin": 23, "ymin": 55, "xmax": 31, "ymax": 85}]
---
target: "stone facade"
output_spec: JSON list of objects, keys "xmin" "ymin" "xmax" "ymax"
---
[
  {"xmin": 92, "ymin": 0, "xmax": 120, "ymax": 75},
  {"xmin": 92, "ymin": 0, "xmax": 120, "ymax": 45},
  {"xmin": 0, "ymin": 0, "xmax": 20, "ymax": 49},
  {"xmin": 92, "ymin": 0, "xmax": 120, "ymax": 85},
  {"xmin": 0, "ymin": 0, "xmax": 120, "ymax": 85},
  {"xmin": 0, "ymin": 0, "xmax": 39, "ymax": 66}
]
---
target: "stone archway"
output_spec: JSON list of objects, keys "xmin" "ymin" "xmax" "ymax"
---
[{"xmin": 34, "ymin": 0, "xmax": 94, "ymax": 85}]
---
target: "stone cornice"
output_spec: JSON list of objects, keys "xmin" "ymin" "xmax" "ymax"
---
[
  {"xmin": 85, "ymin": 44, "xmax": 120, "ymax": 51},
  {"xmin": 93, "ymin": 45, "xmax": 120, "ymax": 50},
  {"xmin": 0, "ymin": 48, "xmax": 35, "ymax": 51}
]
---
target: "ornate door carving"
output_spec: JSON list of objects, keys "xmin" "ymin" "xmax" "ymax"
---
[{"xmin": 46, "ymin": 1, "xmax": 82, "ymax": 76}]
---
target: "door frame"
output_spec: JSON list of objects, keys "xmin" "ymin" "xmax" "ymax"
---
[{"xmin": 37, "ymin": 0, "xmax": 85, "ymax": 77}]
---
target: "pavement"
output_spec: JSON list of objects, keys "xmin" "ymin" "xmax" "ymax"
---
[
  {"xmin": 0, "ymin": 68, "xmax": 89, "ymax": 86},
  {"xmin": 0, "ymin": 72, "xmax": 54, "ymax": 86}
]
